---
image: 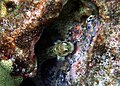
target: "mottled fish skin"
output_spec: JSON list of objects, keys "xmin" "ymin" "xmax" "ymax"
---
[
  {"xmin": 68, "ymin": 22, "xmax": 83, "ymax": 44},
  {"xmin": 0, "ymin": 0, "xmax": 64, "ymax": 77},
  {"xmin": 84, "ymin": 15, "xmax": 100, "ymax": 50},
  {"xmin": 67, "ymin": 15, "xmax": 100, "ymax": 52}
]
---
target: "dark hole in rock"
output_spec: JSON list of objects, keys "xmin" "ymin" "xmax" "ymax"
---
[
  {"xmin": 35, "ymin": 27, "xmax": 60, "ymax": 55},
  {"xmin": 5, "ymin": 1, "xmax": 16, "ymax": 12},
  {"xmin": 20, "ymin": 78, "xmax": 36, "ymax": 86},
  {"xmin": 40, "ymin": 58, "xmax": 57, "ymax": 86},
  {"xmin": 20, "ymin": 0, "xmax": 83, "ymax": 85},
  {"xmin": 20, "ymin": 25, "xmax": 60, "ymax": 86},
  {"xmin": 34, "ymin": 26, "xmax": 61, "ymax": 86}
]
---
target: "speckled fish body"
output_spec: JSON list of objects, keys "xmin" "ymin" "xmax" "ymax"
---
[{"xmin": 83, "ymin": 15, "xmax": 100, "ymax": 50}]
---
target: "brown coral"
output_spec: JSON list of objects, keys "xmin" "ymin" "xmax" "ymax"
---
[{"xmin": 0, "ymin": 0, "xmax": 64, "ymax": 77}]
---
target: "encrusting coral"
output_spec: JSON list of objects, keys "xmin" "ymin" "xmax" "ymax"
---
[{"xmin": 0, "ymin": 0, "xmax": 66, "ymax": 85}]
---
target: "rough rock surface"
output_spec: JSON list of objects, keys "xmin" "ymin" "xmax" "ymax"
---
[
  {"xmin": 0, "ymin": 0, "xmax": 119, "ymax": 86},
  {"xmin": 34, "ymin": 0, "xmax": 120, "ymax": 86}
]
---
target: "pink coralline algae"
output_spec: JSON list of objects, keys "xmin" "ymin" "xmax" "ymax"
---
[
  {"xmin": 0, "ymin": 0, "xmax": 64, "ymax": 77},
  {"xmin": 65, "ymin": 18, "xmax": 119, "ymax": 86},
  {"xmin": 66, "ymin": 15, "xmax": 102, "ymax": 82},
  {"xmin": 65, "ymin": 1, "xmax": 120, "ymax": 85}
]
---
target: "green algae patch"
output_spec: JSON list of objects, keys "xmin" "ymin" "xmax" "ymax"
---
[{"xmin": 0, "ymin": 60, "xmax": 23, "ymax": 86}]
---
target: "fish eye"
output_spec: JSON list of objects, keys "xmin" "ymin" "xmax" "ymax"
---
[
  {"xmin": 64, "ymin": 50, "xmax": 68, "ymax": 52},
  {"xmin": 5, "ymin": 1, "xmax": 16, "ymax": 12},
  {"xmin": 89, "ymin": 17, "xmax": 92, "ymax": 19}
]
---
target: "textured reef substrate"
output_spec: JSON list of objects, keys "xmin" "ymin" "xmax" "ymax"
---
[
  {"xmin": 0, "ymin": 0, "xmax": 120, "ymax": 86},
  {"xmin": 33, "ymin": 0, "xmax": 119, "ymax": 86}
]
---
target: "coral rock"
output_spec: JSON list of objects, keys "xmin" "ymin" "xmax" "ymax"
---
[{"xmin": 0, "ymin": 0, "xmax": 64, "ymax": 77}]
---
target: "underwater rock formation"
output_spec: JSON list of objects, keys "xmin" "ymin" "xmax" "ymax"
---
[
  {"xmin": 36, "ymin": 0, "xmax": 119, "ymax": 86},
  {"xmin": 0, "ymin": 0, "xmax": 66, "ymax": 85},
  {"xmin": 0, "ymin": 0, "xmax": 119, "ymax": 86}
]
